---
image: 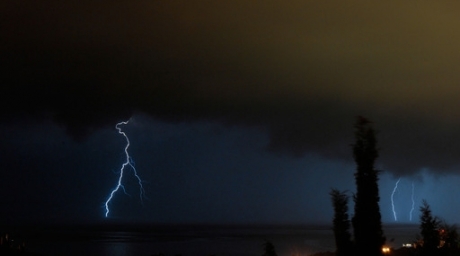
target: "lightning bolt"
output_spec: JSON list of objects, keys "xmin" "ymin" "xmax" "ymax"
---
[
  {"xmin": 104, "ymin": 120, "xmax": 146, "ymax": 217},
  {"xmin": 409, "ymin": 182, "xmax": 415, "ymax": 221},
  {"xmin": 391, "ymin": 178, "xmax": 401, "ymax": 221}
]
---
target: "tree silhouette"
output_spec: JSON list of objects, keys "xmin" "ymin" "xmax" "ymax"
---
[
  {"xmin": 351, "ymin": 116, "xmax": 385, "ymax": 255},
  {"xmin": 262, "ymin": 240, "xmax": 277, "ymax": 256},
  {"xmin": 419, "ymin": 200, "xmax": 440, "ymax": 254},
  {"xmin": 439, "ymin": 221, "xmax": 458, "ymax": 250},
  {"xmin": 330, "ymin": 189, "xmax": 353, "ymax": 256}
]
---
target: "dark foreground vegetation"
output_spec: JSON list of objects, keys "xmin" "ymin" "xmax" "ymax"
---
[
  {"xmin": 329, "ymin": 117, "xmax": 460, "ymax": 256},
  {"xmin": 0, "ymin": 232, "xmax": 44, "ymax": 255}
]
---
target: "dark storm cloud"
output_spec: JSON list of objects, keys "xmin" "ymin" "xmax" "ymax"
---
[{"xmin": 3, "ymin": 1, "xmax": 460, "ymax": 175}]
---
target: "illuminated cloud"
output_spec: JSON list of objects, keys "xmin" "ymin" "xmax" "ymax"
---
[{"xmin": 2, "ymin": 1, "xmax": 460, "ymax": 175}]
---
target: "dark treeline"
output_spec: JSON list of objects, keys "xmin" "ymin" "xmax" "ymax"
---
[{"xmin": 331, "ymin": 117, "xmax": 384, "ymax": 256}]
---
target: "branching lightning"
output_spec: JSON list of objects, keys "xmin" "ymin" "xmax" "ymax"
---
[
  {"xmin": 391, "ymin": 178, "xmax": 401, "ymax": 221},
  {"xmin": 104, "ymin": 120, "xmax": 145, "ymax": 217},
  {"xmin": 409, "ymin": 182, "xmax": 415, "ymax": 221}
]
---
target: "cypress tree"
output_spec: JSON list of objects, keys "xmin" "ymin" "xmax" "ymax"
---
[
  {"xmin": 330, "ymin": 189, "xmax": 353, "ymax": 256},
  {"xmin": 351, "ymin": 116, "xmax": 385, "ymax": 255}
]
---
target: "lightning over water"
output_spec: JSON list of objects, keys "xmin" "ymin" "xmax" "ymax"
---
[
  {"xmin": 104, "ymin": 120, "xmax": 146, "ymax": 217},
  {"xmin": 391, "ymin": 178, "xmax": 401, "ymax": 221},
  {"xmin": 409, "ymin": 182, "xmax": 415, "ymax": 221}
]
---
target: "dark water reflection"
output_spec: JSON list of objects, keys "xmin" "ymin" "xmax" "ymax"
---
[{"xmin": 16, "ymin": 224, "xmax": 416, "ymax": 256}]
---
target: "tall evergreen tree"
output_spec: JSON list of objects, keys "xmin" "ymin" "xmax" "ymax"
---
[
  {"xmin": 419, "ymin": 200, "xmax": 440, "ymax": 254},
  {"xmin": 330, "ymin": 189, "xmax": 353, "ymax": 256},
  {"xmin": 351, "ymin": 117, "xmax": 385, "ymax": 255}
]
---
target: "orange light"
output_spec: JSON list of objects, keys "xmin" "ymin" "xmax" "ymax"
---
[{"xmin": 382, "ymin": 246, "xmax": 391, "ymax": 254}]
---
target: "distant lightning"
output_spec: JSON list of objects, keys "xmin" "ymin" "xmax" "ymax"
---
[
  {"xmin": 409, "ymin": 182, "xmax": 415, "ymax": 221},
  {"xmin": 391, "ymin": 178, "xmax": 401, "ymax": 221},
  {"xmin": 104, "ymin": 120, "xmax": 145, "ymax": 217}
]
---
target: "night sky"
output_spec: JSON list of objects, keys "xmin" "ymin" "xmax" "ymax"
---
[{"xmin": 2, "ymin": 1, "xmax": 460, "ymax": 225}]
